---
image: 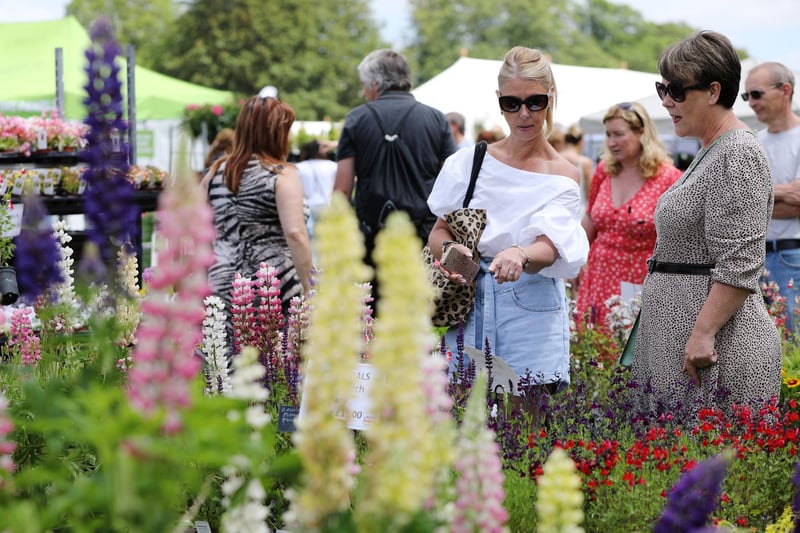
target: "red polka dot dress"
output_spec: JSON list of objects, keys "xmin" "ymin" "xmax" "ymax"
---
[{"xmin": 576, "ymin": 161, "xmax": 681, "ymax": 326}]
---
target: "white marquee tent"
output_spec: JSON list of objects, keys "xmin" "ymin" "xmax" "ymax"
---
[
  {"xmin": 411, "ymin": 56, "xmax": 661, "ymax": 139},
  {"xmin": 579, "ymin": 58, "xmax": 800, "ymax": 137}
]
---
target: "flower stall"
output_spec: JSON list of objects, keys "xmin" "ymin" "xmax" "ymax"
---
[{"xmin": 1, "ymin": 15, "xmax": 800, "ymax": 533}]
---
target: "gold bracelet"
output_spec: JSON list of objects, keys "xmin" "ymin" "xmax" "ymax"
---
[{"xmin": 511, "ymin": 244, "xmax": 530, "ymax": 270}]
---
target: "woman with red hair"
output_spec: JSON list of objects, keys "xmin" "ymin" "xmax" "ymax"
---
[{"xmin": 203, "ymin": 95, "xmax": 312, "ymax": 334}]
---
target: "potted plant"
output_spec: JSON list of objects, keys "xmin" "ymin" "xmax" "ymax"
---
[{"xmin": 0, "ymin": 188, "xmax": 18, "ymax": 304}]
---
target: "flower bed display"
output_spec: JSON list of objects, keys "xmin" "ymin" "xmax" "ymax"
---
[{"xmin": 1, "ymin": 14, "xmax": 800, "ymax": 533}]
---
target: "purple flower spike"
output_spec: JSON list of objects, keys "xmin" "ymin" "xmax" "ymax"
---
[
  {"xmin": 654, "ymin": 451, "xmax": 732, "ymax": 533},
  {"xmin": 15, "ymin": 195, "xmax": 64, "ymax": 303},
  {"xmin": 80, "ymin": 16, "xmax": 139, "ymax": 267},
  {"xmin": 792, "ymin": 459, "xmax": 800, "ymax": 529}
]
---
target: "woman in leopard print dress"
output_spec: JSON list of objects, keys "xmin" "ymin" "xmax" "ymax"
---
[{"xmin": 631, "ymin": 31, "xmax": 781, "ymax": 416}]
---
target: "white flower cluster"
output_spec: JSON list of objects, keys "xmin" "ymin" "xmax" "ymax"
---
[
  {"xmin": 220, "ymin": 456, "xmax": 269, "ymax": 533},
  {"xmin": 49, "ymin": 220, "xmax": 84, "ymax": 332},
  {"xmin": 227, "ymin": 346, "xmax": 269, "ymax": 429},
  {"xmin": 201, "ymin": 295, "xmax": 231, "ymax": 395},
  {"xmin": 604, "ymin": 293, "xmax": 641, "ymax": 346}
]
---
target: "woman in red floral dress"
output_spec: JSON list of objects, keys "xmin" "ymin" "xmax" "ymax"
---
[{"xmin": 576, "ymin": 102, "xmax": 681, "ymax": 327}]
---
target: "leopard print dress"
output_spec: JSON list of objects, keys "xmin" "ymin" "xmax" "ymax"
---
[{"xmin": 630, "ymin": 129, "xmax": 782, "ymax": 415}]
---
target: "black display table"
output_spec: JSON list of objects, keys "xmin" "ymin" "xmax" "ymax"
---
[{"xmin": 0, "ymin": 151, "xmax": 161, "ymax": 280}]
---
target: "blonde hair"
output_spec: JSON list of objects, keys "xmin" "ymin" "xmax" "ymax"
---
[
  {"xmin": 600, "ymin": 102, "xmax": 671, "ymax": 178},
  {"xmin": 497, "ymin": 46, "xmax": 556, "ymax": 136}
]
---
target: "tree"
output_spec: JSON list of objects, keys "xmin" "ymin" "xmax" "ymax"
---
[
  {"xmin": 149, "ymin": 0, "xmax": 385, "ymax": 121},
  {"xmin": 407, "ymin": 0, "xmax": 574, "ymax": 84},
  {"xmin": 574, "ymin": 0, "xmax": 696, "ymax": 72},
  {"xmin": 66, "ymin": 0, "xmax": 177, "ymax": 67}
]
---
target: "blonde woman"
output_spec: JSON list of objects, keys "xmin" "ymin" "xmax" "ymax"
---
[
  {"xmin": 576, "ymin": 101, "xmax": 680, "ymax": 327},
  {"xmin": 428, "ymin": 46, "xmax": 588, "ymax": 387}
]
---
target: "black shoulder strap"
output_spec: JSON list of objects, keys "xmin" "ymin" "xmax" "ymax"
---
[
  {"xmin": 463, "ymin": 141, "xmax": 488, "ymax": 208},
  {"xmin": 366, "ymin": 102, "xmax": 417, "ymax": 139}
]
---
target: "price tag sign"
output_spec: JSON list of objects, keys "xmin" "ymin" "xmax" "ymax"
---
[
  {"xmin": 340, "ymin": 362, "xmax": 377, "ymax": 431},
  {"xmin": 37, "ymin": 129, "xmax": 47, "ymax": 150},
  {"xmin": 297, "ymin": 362, "xmax": 378, "ymax": 431},
  {"xmin": 2, "ymin": 203, "xmax": 23, "ymax": 238},
  {"xmin": 277, "ymin": 405, "xmax": 298, "ymax": 433}
]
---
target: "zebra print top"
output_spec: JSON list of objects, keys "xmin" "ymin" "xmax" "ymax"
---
[{"xmin": 208, "ymin": 157, "xmax": 308, "ymax": 314}]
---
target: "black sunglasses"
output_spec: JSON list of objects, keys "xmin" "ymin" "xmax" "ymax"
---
[
  {"xmin": 741, "ymin": 84, "xmax": 783, "ymax": 102},
  {"xmin": 655, "ymin": 81, "xmax": 705, "ymax": 103},
  {"xmin": 498, "ymin": 93, "xmax": 550, "ymax": 113},
  {"xmin": 616, "ymin": 102, "xmax": 644, "ymax": 129}
]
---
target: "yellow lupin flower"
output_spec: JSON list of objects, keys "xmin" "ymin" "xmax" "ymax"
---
[
  {"xmin": 765, "ymin": 506, "xmax": 795, "ymax": 532},
  {"xmin": 285, "ymin": 193, "xmax": 370, "ymax": 530},
  {"xmin": 116, "ymin": 245, "xmax": 141, "ymax": 346},
  {"xmin": 356, "ymin": 211, "xmax": 453, "ymax": 529},
  {"xmin": 536, "ymin": 447, "xmax": 585, "ymax": 533}
]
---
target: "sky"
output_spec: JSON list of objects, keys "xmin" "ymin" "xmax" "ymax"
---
[{"xmin": 1, "ymin": 0, "xmax": 799, "ymax": 72}]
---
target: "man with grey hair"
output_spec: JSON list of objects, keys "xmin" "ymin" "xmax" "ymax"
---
[
  {"xmin": 744, "ymin": 61, "xmax": 800, "ymax": 332},
  {"xmin": 335, "ymin": 49, "xmax": 455, "ymax": 290},
  {"xmin": 447, "ymin": 111, "xmax": 473, "ymax": 149}
]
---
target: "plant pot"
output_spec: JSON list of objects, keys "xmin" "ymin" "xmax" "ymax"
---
[{"xmin": 0, "ymin": 266, "xmax": 19, "ymax": 305}]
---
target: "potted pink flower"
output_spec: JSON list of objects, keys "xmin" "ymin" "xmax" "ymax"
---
[{"xmin": 0, "ymin": 113, "xmax": 32, "ymax": 155}]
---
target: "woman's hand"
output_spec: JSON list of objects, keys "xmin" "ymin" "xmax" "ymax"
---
[
  {"xmin": 682, "ymin": 332, "xmax": 718, "ymax": 386},
  {"xmin": 488, "ymin": 246, "xmax": 527, "ymax": 284}
]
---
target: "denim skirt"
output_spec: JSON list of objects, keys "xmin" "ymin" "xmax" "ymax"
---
[{"xmin": 445, "ymin": 257, "xmax": 571, "ymax": 387}]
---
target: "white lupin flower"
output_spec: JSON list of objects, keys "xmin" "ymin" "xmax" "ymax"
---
[
  {"xmin": 202, "ymin": 295, "xmax": 231, "ymax": 394},
  {"xmin": 227, "ymin": 346, "xmax": 269, "ymax": 404}
]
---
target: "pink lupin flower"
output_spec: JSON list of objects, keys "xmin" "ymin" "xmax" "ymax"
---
[
  {"xmin": 451, "ymin": 372, "xmax": 508, "ymax": 533},
  {"xmin": 8, "ymin": 308, "xmax": 41, "ymax": 367},
  {"xmin": 126, "ymin": 167, "xmax": 215, "ymax": 433},
  {"xmin": 231, "ymin": 274, "xmax": 256, "ymax": 352},
  {"xmin": 253, "ymin": 263, "xmax": 284, "ymax": 354}
]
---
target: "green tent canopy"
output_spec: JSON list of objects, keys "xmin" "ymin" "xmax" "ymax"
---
[{"xmin": 0, "ymin": 16, "xmax": 233, "ymax": 120}]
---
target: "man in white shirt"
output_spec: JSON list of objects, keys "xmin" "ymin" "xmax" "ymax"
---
[{"xmin": 745, "ymin": 61, "xmax": 800, "ymax": 332}]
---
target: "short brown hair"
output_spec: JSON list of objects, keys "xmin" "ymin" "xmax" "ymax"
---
[{"xmin": 658, "ymin": 31, "xmax": 740, "ymax": 109}]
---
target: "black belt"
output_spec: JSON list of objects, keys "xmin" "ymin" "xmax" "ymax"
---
[
  {"xmin": 647, "ymin": 259, "xmax": 714, "ymax": 275},
  {"xmin": 766, "ymin": 239, "xmax": 800, "ymax": 253}
]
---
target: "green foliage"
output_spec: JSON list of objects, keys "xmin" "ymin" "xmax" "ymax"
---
[
  {"xmin": 407, "ymin": 0, "xmax": 574, "ymax": 84},
  {"xmin": 181, "ymin": 101, "xmax": 242, "ymax": 144},
  {"xmin": 0, "ymin": 315, "xmax": 281, "ymax": 532},
  {"xmin": 66, "ymin": 0, "xmax": 177, "ymax": 67},
  {"xmin": 149, "ymin": 0, "xmax": 384, "ymax": 120}
]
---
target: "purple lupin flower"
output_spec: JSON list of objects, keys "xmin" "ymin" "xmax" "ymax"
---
[
  {"xmin": 79, "ymin": 17, "xmax": 138, "ymax": 268},
  {"xmin": 14, "ymin": 195, "xmax": 64, "ymax": 303},
  {"xmin": 654, "ymin": 451, "xmax": 732, "ymax": 533}
]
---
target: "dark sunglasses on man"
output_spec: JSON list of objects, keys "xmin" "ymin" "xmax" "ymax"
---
[
  {"xmin": 741, "ymin": 84, "xmax": 783, "ymax": 102},
  {"xmin": 655, "ymin": 81, "xmax": 706, "ymax": 103},
  {"xmin": 498, "ymin": 93, "xmax": 550, "ymax": 113}
]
